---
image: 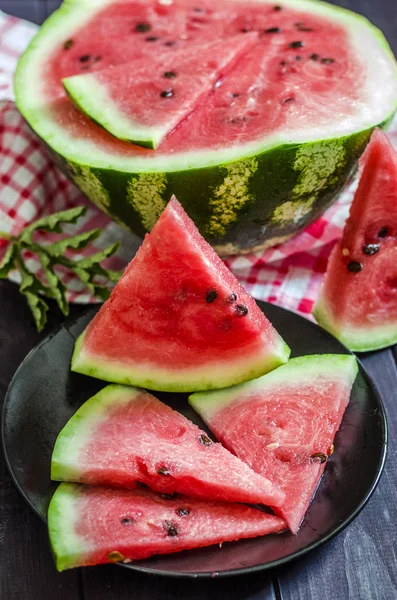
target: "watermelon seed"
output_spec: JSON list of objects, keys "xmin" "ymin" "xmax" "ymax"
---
[
  {"xmin": 176, "ymin": 508, "xmax": 190, "ymax": 517},
  {"xmin": 227, "ymin": 293, "xmax": 237, "ymax": 303},
  {"xmin": 296, "ymin": 25, "xmax": 313, "ymax": 32},
  {"xmin": 146, "ymin": 36, "xmax": 159, "ymax": 42},
  {"xmin": 157, "ymin": 467, "xmax": 170, "ymax": 476},
  {"xmin": 295, "ymin": 55, "xmax": 302, "ymax": 61},
  {"xmin": 363, "ymin": 244, "xmax": 380, "ymax": 255},
  {"xmin": 94, "ymin": 56, "xmax": 102, "ymax": 62},
  {"xmin": 164, "ymin": 41, "xmax": 175, "ymax": 46},
  {"xmin": 205, "ymin": 289, "xmax": 218, "ymax": 303},
  {"xmin": 289, "ymin": 41, "xmax": 304, "ymax": 48},
  {"xmin": 273, "ymin": 5, "xmax": 282, "ymax": 10},
  {"xmin": 321, "ymin": 57, "xmax": 335, "ymax": 64},
  {"xmin": 280, "ymin": 61, "xmax": 287, "ymax": 66},
  {"xmin": 378, "ymin": 227, "xmax": 388, "ymax": 237},
  {"xmin": 328, "ymin": 444, "xmax": 335, "ymax": 456},
  {"xmin": 135, "ymin": 23, "xmax": 151, "ymax": 33},
  {"xmin": 121, "ymin": 517, "xmax": 133, "ymax": 525},
  {"xmin": 311, "ymin": 453, "xmax": 327, "ymax": 463},
  {"xmin": 199, "ymin": 434, "xmax": 212, "ymax": 446},
  {"xmin": 240, "ymin": 28, "xmax": 252, "ymax": 33},
  {"xmin": 347, "ymin": 261, "xmax": 363, "ymax": 273},
  {"xmin": 108, "ymin": 551, "xmax": 125, "ymax": 562},
  {"xmin": 281, "ymin": 97, "xmax": 295, "ymax": 104},
  {"xmin": 235, "ymin": 304, "xmax": 248, "ymax": 316},
  {"xmin": 161, "ymin": 493, "xmax": 177, "ymax": 500},
  {"xmin": 63, "ymin": 39, "xmax": 74, "ymax": 50},
  {"xmin": 231, "ymin": 93, "xmax": 240, "ymax": 97},
  {"xmin": 264, "ymin": 27, "xmax": 281, "ymax": 34},
  {"xmin": 310, "ymin": 53, "xmax": 320, "ymax": 61},
  {"xmin": 79, "ymin": 55, "xmax": 91, "ymax": 62},
  {"xmin": 160, "ymin": 89, "xmax": 174, "ymax": 98},
  {"xmin": 135, "ymin": 481, "xmax": 148, "ymax": 488},
  {"xmin": 193, "ymin": 6, "xmax": 205, "ymax": 12},
  {"xmin": 163, "ymin": 520, "xmax": 179, "ymax": 536},
  {"xmin": 82, "ymin": 66, "xmax": 90, "ymax": 71},
  {"xmin": 164, "ymin": 71, "xmax": 176, "ymax": 78}
]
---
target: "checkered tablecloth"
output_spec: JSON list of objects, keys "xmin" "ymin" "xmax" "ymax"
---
[{"xmin": 1, "ymin": 11, "xmax": 396, "ymax": 318}]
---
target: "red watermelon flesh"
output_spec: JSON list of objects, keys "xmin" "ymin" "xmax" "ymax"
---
[
  {"xmin": 48, "ymin": 483, "xmax": 286, "ymax": 571},
  {"xmin": 313, "ymin": 129, "xmax": 397, "ymax": 351},
  {"xmin": 51, "ymin": 385, "xmax": 285, "ymax": 508},
  {"xmin": 71, "ymin": 197, "xmax": 290, "ymax": 391},
  {"xmin": 62, "ymin": 35, "xmax": 257, "ymax": 148},
  {"xmin": 31, "ymin": 0, "xmax": 383, "ymax": 159},
  {"xmin": 189, "ymin": 355, "xmax": 358, "ymax": 533}
]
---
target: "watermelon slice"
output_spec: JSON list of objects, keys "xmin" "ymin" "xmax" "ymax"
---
[
  {"xmin": 63, "ymin": 35, "xmax": 256, "ymax": 149},
  {"xmin": 189, "ymin": 354, "xmax": 358, "ymax": 533},
  {"xmin": 71, "ymin": 197, "xmax": 290, "ymax": 391},
  {"xmin": 48, "ymin": 483, "xmax": 286, "ymax": 571},
  {"xmin": 313, "ymin": 129, "xmax": 397, "ymax": 351},
  {"xmin": 15, "ymin": 0, "xmax": 397, "ymax": 254},
  {"xmin": 51, "ymin": 384, "xmax": 285, "ymax": 508}
]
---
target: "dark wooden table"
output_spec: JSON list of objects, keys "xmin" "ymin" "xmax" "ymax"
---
[{"xmin": 1, "ymin": 1, "xmax": 396, "ymax": 598}]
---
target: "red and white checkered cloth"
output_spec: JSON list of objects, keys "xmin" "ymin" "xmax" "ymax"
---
[{"xmin": 1, "ymin": 11, "xmax": 397, "ymax": 318}]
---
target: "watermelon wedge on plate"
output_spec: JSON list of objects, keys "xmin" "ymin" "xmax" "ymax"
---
[
  {"xmin": 189, "ymin": 354, "xmax": 358, "ymax": 533},
  {"xmin": 63, "ymin": 35, "xmax": 256, "ymax": 148},
  {"xmin": 71, "ymin": 197, "xmax": 290, "ymax": 392},
  {"xmin": 51, "ymin": 385, "xmax": 285, "ymax": 508},
  {"xmin": 15, "ymin": 0, "xmax": 397, "ymax": 253},
  {"xmin": 313, "ymin": 129, "xmax": 397, "ymax": 351},
  {"xmin": 48, "ymin": 483, "xmax": 286, "ymax": 571}
]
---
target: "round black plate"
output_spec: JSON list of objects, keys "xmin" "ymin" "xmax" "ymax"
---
[{"xmin": 2, "ymin": 302, "xmax": 387, "ymax": 578}]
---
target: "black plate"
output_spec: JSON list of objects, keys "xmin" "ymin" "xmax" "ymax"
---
[{"xmin": 2, "ymin": 302, "xmax": 387, "ymax": 578}]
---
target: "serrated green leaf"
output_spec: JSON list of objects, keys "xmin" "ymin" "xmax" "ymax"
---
[
  {"xmin": 78, "ymin": 242, "xmax": 120, "ymax": 269},
  {"xmin": 42, "ymin": 229, "xmax": 102, "ymax": 258},
  {"xmin": 24, "ymin": 291, "xmax": 49, "ymax": 332},
  {"xmin": 0, "ymin": 242, "xmax": 17, "ymax": 278},
  {"xmin": 20, "ymin": 206, "xmax": 87, "ymax": 244},
  {"xmin": 35, "ymin": 249, "xmax": 69, "ymax": 316}
]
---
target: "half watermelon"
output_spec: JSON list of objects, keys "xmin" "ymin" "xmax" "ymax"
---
[
  {"xmin": 48, "ymin": 483, "xmax": 286, "ymax": 571},
  {"xmin": 51, "ymin": 385, "xmax": 285, "ymax": 508},
  {"xmin": 189, "ymin": 354, "xmax": 358, "ymax": 533},
  {"xmin": 15, "ymin": 0, "xmax": 397, "ymax": 253},
  {"xmin": 72, "ymin": 197, "xmax": 290, "ymax": 391},
  {"xmin": 313, "ymin": 129, "xmax": 397, "ymax": 351}
]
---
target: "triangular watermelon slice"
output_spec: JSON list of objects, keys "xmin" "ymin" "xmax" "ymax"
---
[
  {"xmin": 62, "ymin": 35, "xmax": 256, "ymax": 149},
  {"xmin": 51, "ymin": 385, "xmax": 285, "ymax": 508},
  {"xmin": 313, "ymin": 128, "xmax": 397, "ymax": 351},
  {"xmin": 72, "ymin": 197, "xmax": 290, "ymax": 392},
  {"xmin": 48, "ymin": 483, "xmax": 286, "ymax": 571},
  {"xmin": 189, "ymin": 354, "xmax": 358, "ymax": 533}
]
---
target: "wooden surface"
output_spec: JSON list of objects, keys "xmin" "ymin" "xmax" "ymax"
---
[{"xmin": 1, "ymin": 0, "xmax": 396, "ymax": 598}]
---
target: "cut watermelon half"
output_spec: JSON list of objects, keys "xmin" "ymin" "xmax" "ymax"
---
[
  {"xmin": 71, "ymin": 197, "xmax": 290, "ymax": 391},
  {"xmin": 63, "ymin": 35, "xmax": 256, "ymax": 148},
  {"xmin": 189, "ymin": 354, "xmax": 358, "ymax": 533},
  {"xmin": 313, "ymin": 129, "xmax": 397, "ymax": 351},
  {"xmin": 51, "ymin": 385, "xmax": 285, "ymax": 508},
  {"xmin": 48, "ymin": 483, "xmax": 286, "ymax": 571}
]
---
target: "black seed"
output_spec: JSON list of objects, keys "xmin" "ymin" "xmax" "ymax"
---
[
  {"xmin": 63, "ymin": 39, "xmax": 74, "ymax": 50},
  {"xmin": 161, "ymin": 493, "xmax": 177, "ymax": 500},
  {"xmin": 235, "ymin": 304, "xmax": 248, "ymax": 316},
  {"xmin": 227, "ymin": 293, "xmax": 237, "ymax": 303},
  {"xmin": 311, "ymin": 452, "xmax": 327, "ymax": 464},
  {"xmin": 273, "ymin": 5, "xmax": 282, "ymax": 10},
  {"xmin": 347, "ymin": 261, "xmax": 363, "ymax": 273},
  {"xmin": 231, "ymin": 93, "xmax": 240, "ymax": 97},
  {"xmin": 310, "ymin": 53, "xmax": 320, "ymax": 61},
  {"xmin": 121, "ymin": 517, "xmax": 133, "ymax": 525},
  {"xmin": 108, "ymin": 551, "xmax": 124, "ymax": 562},
  {"xmin": 135, "ymin": 22, "xmax": 151, "ymax": 33},
  {"xmin": 295, "ymin": 55, "xmax": 302, "ymax": 61},
  {"xmin": 363, "ymin": 244, "xmax": 380, "ymax": 255},
  {"xmin": 135, "ymin": 481, "xmax": 148, "ymax": 489},
  {"xmin": 193, "ymin": 6, "xmax": 205, "ymax": 11},
  {"xmin": 264, "ymin": 27, "xmax": 281, "ymax": 33},
  {"xmin": 146, "ymin": 36, "xmax": 158, "ymax": 42},
  {"xmin": 176, "ymin": 508, "xmax": 191, "ymax": 517},
  {"xmin": 281, "ymin": 97, "xmax": 294, "ymax": 104},
  {"xmin": 94, "ymin": 55, "xmax": 102, "ymax": 62},
  {"xmin": 164, "ymin": 41, "xmax": 175, "ymax": 46},
  {"xmin": 157, "ymin": 467, "xmax": 170, "ymax": 476},
  {"xmin": 199, "ymin": 434, "xmax": 212, "ymax": 446},
  {"xmin": 280, "ymin": 60, "xmax": 287, "ymax": 66},
  {"xmin": 79, "ymin": 54, "xmax": 91, "ymax": 62},
  {"xmin": 160, "ymin": 89, "xmax": 174, "ymax": 98},
  {"xmin": 164, "ymin": 71, "xmax": 176, "ymax": 79},
  {"xmin": 289, "ymin": 41, "xmax": 304, "ymax": 48},
  {"xmin": 378, "ymin": 227, "xmax": 388, "ymax": 238},
  {"xmin": 240, "ymin": 27, "xmax": 251, "ymax": 33},
  {"xmin": 297, "ymin": 26, "xmax": 312, "ymax": 32},
  {"xmin": 205, "ymin": 289, "xmax": 218, "ymax": 303},
  {"xmin": 163, "ymin": 520, "xmax": 179, "ymax": 536},
  {"xmin": 321, "ymin": 57, "xmax": 335, "ymax": 64}
]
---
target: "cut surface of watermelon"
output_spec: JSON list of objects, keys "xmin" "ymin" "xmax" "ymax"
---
[
  {"xmin": 48, "ymin": 483, "xmax": 286, "ymax": 571},
  {"xmin": 63, "ymin": 35, "xmax": 256, "ymax": 148},
  {"xmin": 189, "ymin": 354, "xmax": 358, "ymax": 533},
  {"xmin": 15, "ymin": 0, "xmax": 397, "ymax": 253},
  {"xmin": 313, "ymin": 129, "xmax": 397, "ymax": 351},
  {"xmin": 72, "ymin": 196, "xmax": 290, "ymax": 391},
  {"xmin": 51, "ymin": 385, "xmax": 285, "ymax": 508}
]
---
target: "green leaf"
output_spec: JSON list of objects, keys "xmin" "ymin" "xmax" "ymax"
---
[
  {"xmin": 0, "ymin": 242, "xmax": 17, "ymax": 278},
  {"xmin": 35, "ymin": 249, "xmax": 69, "ymax": 316},
  {"xmin": 20, "ymin": 206, "xmax": 87, "ymax": 243},
  {"xmin": 24, "ymin": 291, "xmax": 49, "ymax": 332},
  {"xmin": 78, "ymin": 242, "xmax": 120, "ymax": 269},
  {"xmin": 41, "ymin": 229, "xmax": 102, "ymax": 258}
]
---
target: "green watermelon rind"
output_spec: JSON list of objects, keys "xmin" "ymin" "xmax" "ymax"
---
[
  {"xmin": 71, "ymin": 329, "xmax": 291, "ymax": 393},
  {"xmin": 189, "ymin": 354, "xmax": 358, "ymax": 418},
  {"xmin": 48, "ymin": 483, "xmax": 86, "ymax": 572},
  {"xmin": 14, "ymin": 0, "xmax": 397, "ymax": 253}
]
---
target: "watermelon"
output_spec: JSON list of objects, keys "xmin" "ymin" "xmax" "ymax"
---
[
  {"xmin": 51, "ymin": 384, "xmax": 285, "ymax": 508},
  {"xmin": 71, "ymin": 197, "xmax": 290, "ymax": 391},
  {"xmin": 48, "ymin": 483, "xmax": 286, "ymax": 571},
  {"xmin": 313, "ymin": 129, "xmax": 397, "ymax": 351},
  {"xmin": 63, "ymin": 35, "xmax": 256, "ymax": 149},
  {"xmin": 189, "ymin": 354, "xmax": 358, "ymax": 533},
  {"xmin": 15, "ymin": 0, "xmax": 397, "ymax": 254}
]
